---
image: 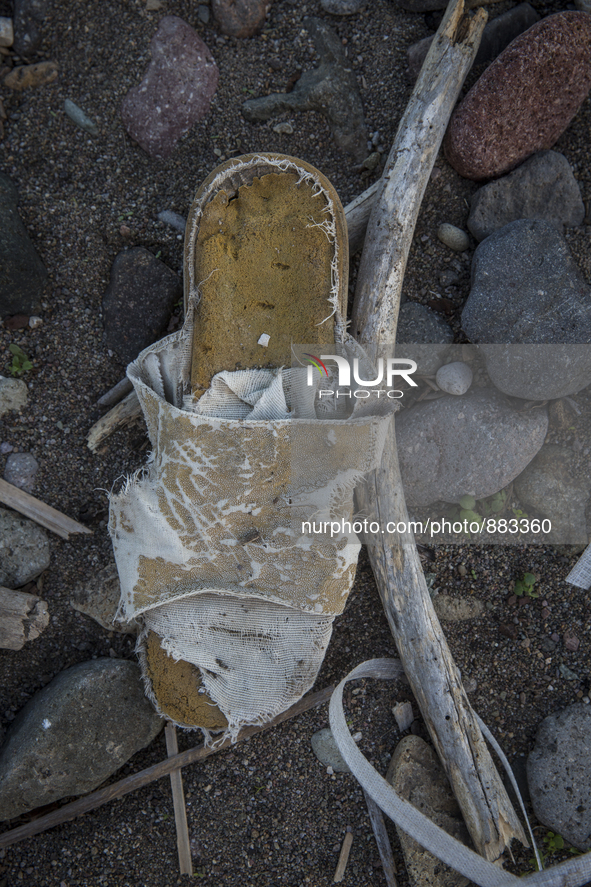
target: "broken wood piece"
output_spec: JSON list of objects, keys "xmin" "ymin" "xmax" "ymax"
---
[
  {"xmin": 165, "ymin": 723, "xmax": 193, "ymax": 876},
  {"xmin": 0, "ymin": 684, "xmax": 334, "ymax": 849},
  {"xmin": 0, "ymin": 479, "xmax": 92, "ymax": 540},
  {"xmin": 344, "ymin": 180, "xmax": 381, "ymax": 255},
  {"xmin": 96, "ymin": 377, "xmax": 133, "ymax": 408},
  {"xmin": 352, "ymin": 0, "xmax": 527, "ymax": 863},
  {"xmin": 364, "ymin": 790, "xmax": 398, "ymax": 887},
  {"xmin": 0, "ymin": 585, "xmax": 49, "ymax": 650},
  {"xmin": 86, "ymin": 390, "xmax": 141, "ymax": 453},
  {"xmin": 333, "ymin": 829, "xmax": 354, "ymax": 883}
]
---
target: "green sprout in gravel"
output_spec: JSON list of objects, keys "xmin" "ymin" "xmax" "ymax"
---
[
  {"xmin": 9, "ymin": 344, "xmax": 33, "ymax": 377},
  {"xmin": 514, "ymin": 572, "xmax": 538, "ymax": 598},
  {"xmin": 530, "ymin": 831, "xmax": 582, "ymax": 870}
]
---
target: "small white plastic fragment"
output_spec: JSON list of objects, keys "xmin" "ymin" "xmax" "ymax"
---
[{"xmin": 258, "ymin": 333, "xmax": 270, "ymax": 348}]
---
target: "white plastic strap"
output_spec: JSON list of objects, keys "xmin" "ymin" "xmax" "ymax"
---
[
  {"xmin": 566, "ymin": 544, "xmax": 591, "ymax": 589},
  {"xmin": 329, "ymin": 658, "xmax": 591, "ymax": 887}
]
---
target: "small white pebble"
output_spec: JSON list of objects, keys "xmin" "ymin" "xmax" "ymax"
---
[
  {"xmin": 29, "ymin": 315, "xmax": 42, "ymax": 329},
  {"xmin": 42, "ymin": 718, "xmax": 51, "ymax": 730},
  {"xmin": 437, "ymin": 223, "xmax": 470, "ymax": 252},
  {"xmin": 273, "ymin": 122, "xmax": 294, "ymax": 135},
  {"xmin": 326, "ymin": 765, "xmax": 334, "ymax": 775},
  {"xmin": 258, "ymin": 333, "xmax": 270, "ymax": 347},
  {"xmin": 352, "ymin": 731, "xmax": 362, "ymax": 742},
  {"xmin": 583, "ymin": 696, "xmax": 590, "ymax": 704},
  {"xmin": 436, "ymin": 361, "xmax": 473, "ymax": 396}
]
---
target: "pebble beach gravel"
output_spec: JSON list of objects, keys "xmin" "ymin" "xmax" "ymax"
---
[{"xmin": 0, "ymin": 0, "xmax": 590, "ymax": 884}]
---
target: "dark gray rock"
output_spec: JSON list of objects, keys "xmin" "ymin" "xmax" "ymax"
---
[
  {"xmin": 407, "ymin": 3, "xmax": 539, "ymax": 81},
  {"xmin": 102, "ymin": 247, "xmax": 182, "ymax": 364},
  {"xmin": 0, "ymin": 507, "xmax": 50, "ymax": 587},
  {"xmin": 513, "ymin": 445, "xmax": 590, "ymax": 544},
  {"xmin": 468, "ymin": 151, "xmax": 585, "ymax": 242},
  {"xmin": 0, "ymin": 173, "xmax": 47, "ymax": 318},
  {"xmin": 0, "ymin": 659, "xmax": 163, "ymax": 820},
  {"xmin": 462, "ymin": 220, "xmax": 591, "ymax": 345},
  {"xmin": 4, "ymin": 452, "xmax": 39, "ymax": 494},
  {"xmin": 527, "ymin": 704, "xmax": 591, "ymax": 851},
  {"xmin": 397, "ymin": 387, "xmax": 548, "ymax": 506},
  {"xmin": 395, "ymin": 302, "xmax": 453, "ymax": 376},
  {"xmin": 242, "ymin": 18, "xmax": 367, "ymax": 161},
  {"xmin": 12, "ymin": 0, "xmax": 46, "ymax": 55}
]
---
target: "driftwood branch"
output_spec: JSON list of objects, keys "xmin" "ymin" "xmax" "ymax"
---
[
  {"xmin": 364, "ymin": 790, "xmax": 398, "ymax": 887},
  {"xmin": 0, "ymin": 586, "xmax": 49, "ymax": 650},
  {"xmin": 96, "ymin": 377, "xmax": 133, "ymax": 408},
  {"xmin": 352, "ymin": 0, "xmax": 527, "ymax": 863},
  {"xmin": 0, "ymin": 479, "xmax": 92, "ymax": 540},
  {"xmin": 86, "ymin": 390, "xmax": 141, "ymax": 453},
  {"xmin": 165, "ymin": 723, "xmax": 193, "ymax": 876},
  {"xmin": 0, "ymin": 684, "xmax": 333, "ymax": 850}
]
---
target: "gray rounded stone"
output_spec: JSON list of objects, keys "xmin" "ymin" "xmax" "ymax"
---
[
  {"xmin": 463, "ymin": 220, "xmax": 591, "ymax": 398},
  {"xmin": 396, "ymin": 302, "xmax": 453, "ymax": 376},
  {"xmin": 527, "ymin": 704, "xmax": 591, "ymax": 851},
  {"xmin": 397, "ymin": 387, "xmax": 548, "ymax": 506},
  {"xmin": 479, "ymin": 344, "xmax": 591, "ymax": 401},
  {"xmin": 0, "ymin": 659, "xmax": 163, "ymax": 821},
  {"xmin": 0, "ymin": 376, "xmax": 28, "ymax": 416},
  {"xmin": 468, "ymin": 151, "xmax": 585, "ymax": 242},
  {"xmin": 436, "ymin": 361, "xmax": 472, "ymax": 395},
  {"xmin": 4, "ymin": 451, "xmax": 39, "ymax": 493},
  {"xmin": 0, "ymin": 173, "xmax": 47, "ymax": 317},
  {"xmin": 463, "ymin": 219, "xmax": 591, "ymax": 344},
  {"xmin": 0, "ymin": 506, "xmax": 50, "ymax": 587},
  {"xmin": 437, "ymin": 223, "xmax": 470, "ymax": 252},
  {"xmin": 102, "ymin": 247, "xmax": 182, "ymax": 364},
  {"xmin": 513, "ymin": 445, "xmax": 590, "ymax": 544},
  {"xmin": 311, "ymin": 727, "xmax": 350, "ymax": 772}
]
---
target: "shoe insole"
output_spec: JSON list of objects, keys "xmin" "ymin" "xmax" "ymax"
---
[{"xmin": 146, "ymin": 162, "xmax": 346, "ymax": 730}]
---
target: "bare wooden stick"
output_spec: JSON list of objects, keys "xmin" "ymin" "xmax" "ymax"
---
[
  {"xmin": 333, "ymin": 830, "xmax": 354, "ymax": 883},
  {"xmin": 86, "ymin": 390, "xmax": 141, "ymax": 453},
  {"xmin": 344, "ymin": 180, "xmax": 381, "ymax": 256},
  {"xmin": 351, "ymin": 0, "xmax": 526, "ymax": 863},
  {"xmin": 0, "ymin": 479, "xmax": 92, "ymax": 540},
  {"xmin": 0, "ymin": 684, "xmax": 333, "ymax": 849},
  {"xmin": 165, "ymin": 723, "xmax": 193, "ymax": 876},
  {"xmin": 364, "ymin": 790, "xmax": 398, "ymax": 887},
  {"xmin": 0, "ymin": 586, "xmax": 49, "ymax": 650},
  {"xmin": 96, "ymin": 377, "xmax": 133, "ymax": 408}
]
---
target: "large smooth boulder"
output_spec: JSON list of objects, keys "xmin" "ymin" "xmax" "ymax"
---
[
  {"xmin": 0, "ymin": 659, "xmax": 163, "ymax": 820},
  {"xmin": 397, "ymin": 387, "xmax": 548, "ymax": 506}
]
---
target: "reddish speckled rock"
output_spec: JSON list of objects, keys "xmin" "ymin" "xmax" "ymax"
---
[
  {"xmin": 444, "ymin": 12, "xmax": 591, "ymax": 181},
  {"xmin": 212, "ymin": 0, "xmax": 270, "ymax": 38},
  {"xmin": 121, "ymin": 16, "xmax": 218, "ymax": 159}
]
